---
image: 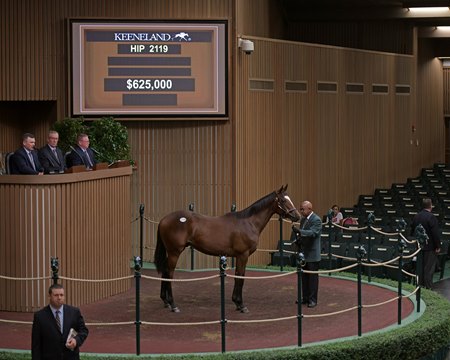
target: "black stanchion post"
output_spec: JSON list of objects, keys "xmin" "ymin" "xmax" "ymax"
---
[
  {"xmin": 231, "ymin": 204, "xmax": 236, "ymax": 269},
  {"xmin": 139, "ymin": 204, "xmax": 144, "ymax": 263},
  {"xmin": 189, "ymin": 203, "xmax": 195, "ymax": 271},
  {"xmin": 219, "ymin": 256, "xmax": 227, "ymax": 353},
  {"xmin": 296, "ymin": 252, "xmax": 305, "ymax": 347},
  {"xmin": 397, "ymin": 238, "xmax": 405, "ymax": 325},
  {"xmin": 327, "ymin": 209, "xmax": 334, "ymax": 274},
  {"xmin": 356, "ymin": 245, "xmax": 367, "ymax": 337},
  {"xmin": 396, "ymin": 219, "xmax": 406, "ymax": 325},
  {"xmin": 50, "ymin": 257, "xmax": 59, "ymax": 285},
  {"xmin": 414, "ymin": 224, "xmax": 428, "ymax": 313},
  {"xmin": 366, "ymin": 212, "xmax": 375, "ymax": 283},
  {"xmin": 279, "ymin": 215, "xmax": 284, "ymax": 272},
  {"xmin": 134, "ymin": 256, "xmax": 142, "ymax": 356}
]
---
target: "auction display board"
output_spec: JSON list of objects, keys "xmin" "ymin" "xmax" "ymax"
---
[{"xmin": 71, "ymin": 21, "xmax": 227, "ymax": 117}]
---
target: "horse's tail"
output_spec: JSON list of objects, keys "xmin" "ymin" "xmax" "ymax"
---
[{"xmin": 154, "ymin": 226, "xmax": 168, "ymax": 274}]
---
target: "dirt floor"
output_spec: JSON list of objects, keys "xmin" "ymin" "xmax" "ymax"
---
[{"xmin": 0, "ymin": 269, "xmax": 415, "ymax": 355}]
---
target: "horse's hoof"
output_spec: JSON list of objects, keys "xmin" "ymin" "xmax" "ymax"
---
[
  {"xmin": 171, "ymin": 306, "xmax": 180, "ymax": 313},
  {"xmin": 235, "ymin": 306, "xmax": 249, "ymax": 313}
]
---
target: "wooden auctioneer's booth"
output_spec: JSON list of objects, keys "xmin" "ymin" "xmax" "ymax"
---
[{"xmin": 0, "ymin": 162, "xmax": 133, "ymax": 312}]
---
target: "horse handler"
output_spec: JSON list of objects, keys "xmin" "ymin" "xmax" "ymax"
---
[{"xmin": 292, "ymin": 200, "xmax": 322, "ymax": 308}]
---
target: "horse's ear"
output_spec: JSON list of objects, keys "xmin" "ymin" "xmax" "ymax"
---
[
  {"xmin": 277, "ymin": 185, "xmax": 284, "ymax": 194},
  {"xmin": 283, "ymin": 184, "xmax": 288, "ymax": 191}
]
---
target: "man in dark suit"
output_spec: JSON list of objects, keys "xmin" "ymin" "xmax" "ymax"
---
[
  {"xmin": 292, "ymin": 200, "xmax": 322, "ymax": 308},
  {"xmin": 32, "ymin": 284, "xmax": 89, "ymax": 360},
  {"xmin": 38, "ymin": 130, "xmax": 66, "ymax": 174},
  {"xmin": 9, "ymin": 133, "xmax": 44, "ymax": 175},
  {"xmin": 411, "ymin": 198, "xmax": 441, "ymax": 289},
  {"xmin": 66, "ymin": 133, "xmax": 96, "ymax": 170}
]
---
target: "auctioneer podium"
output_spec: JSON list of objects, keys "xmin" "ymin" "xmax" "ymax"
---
[{"xmin": 0, "ymin": 165, "xmax": 133, "ymax": 312}]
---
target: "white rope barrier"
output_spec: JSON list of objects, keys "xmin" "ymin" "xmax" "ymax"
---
[
  {"xmin": 58, "ymin": 275, "xmax": 134, "ymax": 282},
  {"xmin": 363, "ymin": 296, "xmax": 399, "ymax": 308},
  {"xmin": 1, "ymin": 214, "xmax": 425, "ymax": 334},
  {"xmin": 363, "ymin": 256, "xmax": 401, "ymax": 267},
  {"xmin": 143, "ymin": 217, "xmax": 159, "ymax": 224},
  {"xmin": 0, "ymin": 268, "xmax": 424, "ymax": 331},
  {"xmin": 141, "ymin": 274, "xmax": 220, "ymax": 282},
  {"xmin": 228, "ymin": 271, "xmax": 296, "ymax": 280},
  {"xmin": 86, "ymin": 321, "xmax": 135, "ymax": 326},
  {"xmin": 0, "ymin": 319, "xmax": 33, "ymax": 325},
  {"xmin": 303, "ymin": 305, "xmax": 359, "ymax": 318},
  {"xmin": 228, "ymin": 315, "xmax": 297, "ymax": 324},
  {"xmin": 0, "ymin": 275, "xmax": 51, "ymax": 281},
  {"xmin": 141, "ymin": 320, "xmax": 221, "ymax": 326}
]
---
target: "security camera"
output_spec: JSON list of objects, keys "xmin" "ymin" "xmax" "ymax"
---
[{"xmin": 238, "ymin": 38, "xmax": 254, "ymax": 55}]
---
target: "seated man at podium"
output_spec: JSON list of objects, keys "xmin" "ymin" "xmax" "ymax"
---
[
  {"xmin": 38, "ymin": 130, "xmax": 66, "ymax": 174},
  {"xmin": 9, "ymin": 133, "xmax": 44, "ymax": 175},
  {"xmin": 66, "ymin": 133, "xmax": 96, "ymax": 170}
]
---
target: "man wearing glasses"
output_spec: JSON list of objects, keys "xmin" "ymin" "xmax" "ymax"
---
[
  {"xmin": 66, "ymin": 133, "xmax": 96, "ymax": 170},
  {"xmin": 291, "ymin": 201, "xmax": 322, "ymax": 308}
]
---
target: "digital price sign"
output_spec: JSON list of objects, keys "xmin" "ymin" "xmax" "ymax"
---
[{"xmin": 71, "ymin": 21, "xmax": 227, "ymax": 117}]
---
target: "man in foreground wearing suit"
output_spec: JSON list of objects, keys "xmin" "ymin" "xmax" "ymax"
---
[
  {"xmin": 292, "ymin": 200, "xmax": 322, "ymax": 308},
  {"xmin": 66, "ymin": 133, "xmax": 96, "ymax": 169},
  {"xmin": 32, "ymin": 284, "xmax": 89, "ymax": 360},
  {"xmin": 9, "ymin": 133, "xmax": 44, "ymax": 175},
  {"xmin": 38, "ymin": 130, "xmax": 66, "ymax": 174}
]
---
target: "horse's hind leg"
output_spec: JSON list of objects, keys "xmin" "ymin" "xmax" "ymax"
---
[
  {"xmin": 160, "ymin": 273, "xmax": 171, "ymax": 308},
  {"xmin": 161, "ymin": 254, "xmax": 180, "ymax": 313}
]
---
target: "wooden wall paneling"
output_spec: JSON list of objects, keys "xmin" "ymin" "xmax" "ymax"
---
[
  {"xmin": 444, "ymin": 69, "xmax": 450, "ymax": 115},
  {"xmin": 0, "ymin": 186, "xmax": 5, "ymax": 309},
  {"xmin": 0, "ymin": 0, "xmax": 233, "ymax": 112},
  {"xmin": 127, "ymin": 120, "xmax": 233, "ymax": 270},
  {"xmin": 416, "ymin": 40, "xmax": 445, "ymax": 169},
  {"xmin": 235, "ymin": 37, "xmax": 423, "ymax": 245},
  {"xmin": 235, "ymin": 0, "xmax": 285, "ymax": 39}
]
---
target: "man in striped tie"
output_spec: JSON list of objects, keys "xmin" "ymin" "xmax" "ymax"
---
[
  {"xmin": 32, "ymin": 284, "xmax": 89, "ymax": 359},
  {"xmin": 9, "ymin": 133, "xmax": 44, "ymax": 175}
]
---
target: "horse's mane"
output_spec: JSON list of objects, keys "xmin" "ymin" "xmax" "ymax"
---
[{"xmin": 232, "ymin": 191, "xmax": 276, "ymax": 219}]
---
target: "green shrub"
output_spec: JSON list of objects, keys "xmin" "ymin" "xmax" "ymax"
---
[
  {"xmin": 51, "ymin": 116, "xmax": 132, "ymax": 164},
  {"xmin": 88, "ymin": 116, "xmax": 131, "ymax": 164},
  {"xmin": 52, "ymin": 117, "xmax": 86, "ymax": 154}
]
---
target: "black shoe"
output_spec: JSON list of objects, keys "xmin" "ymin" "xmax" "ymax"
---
[
  {"xmin": 307, "ymin": 301, "xmax": 317, "ymax": 308},
  {"xmin": 295, "ymin": 300, "xmax": 308, "ymax": 304}
]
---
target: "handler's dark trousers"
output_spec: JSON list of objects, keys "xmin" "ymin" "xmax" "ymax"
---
[
  {"xmin": 302, "ymin": 261, "xmax": 320, "ymax": 303},
  {"xmin": 422, "ymin": 250, "xmax": 438, "ymax": 289}
]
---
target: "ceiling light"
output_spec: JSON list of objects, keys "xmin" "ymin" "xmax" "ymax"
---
[{"xmin": 408, "ymin": 7, "xmax": 450, "ymax": 13}]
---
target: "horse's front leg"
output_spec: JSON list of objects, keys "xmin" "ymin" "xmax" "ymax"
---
[
  {"xmin": 232, "ymin": 277, "xmax": 248, "ymax": 313},
  {"xmin": 232, "ymin": 256, "xmax": 249, "ymax": 313}
]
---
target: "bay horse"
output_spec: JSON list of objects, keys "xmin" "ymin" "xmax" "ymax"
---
[{"xmin": 154, "ymin": 185, "xmax": 301, "ymax": 313}]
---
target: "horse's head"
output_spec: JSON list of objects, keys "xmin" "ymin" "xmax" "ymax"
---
[{"xmin": 274, "ymin": 185, "xmax": 301, "ymax": 221}]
